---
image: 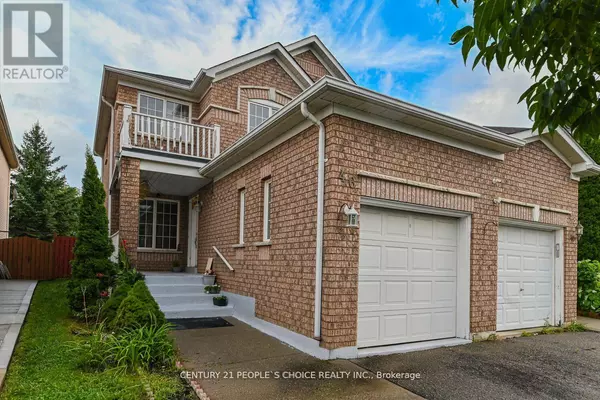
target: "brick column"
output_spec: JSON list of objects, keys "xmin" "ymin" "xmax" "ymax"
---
[{"xmin": 118, "ymin": 157, "xmax": 140, "ymax": 266}]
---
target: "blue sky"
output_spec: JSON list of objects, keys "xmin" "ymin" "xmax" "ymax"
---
[{"xmin": 0, "ymin": 0, "xmax": 532, "ymax": 186}]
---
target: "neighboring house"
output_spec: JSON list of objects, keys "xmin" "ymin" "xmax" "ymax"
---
[
  {"xmin": 93, "ymin": 35, "xmax": 600, "ymax": 359},
  {"xmin": 0, "ymin": 96, "xmax": 19, "ymax": 239}
]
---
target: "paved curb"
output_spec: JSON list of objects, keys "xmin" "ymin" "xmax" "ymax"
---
[
  {"xmin": 0, "ymin": 281, "xmax": 37, "ymax": 388},
  {"xmin": 176, "ymin": 360, "xmax": 211, "ymax": 400}
]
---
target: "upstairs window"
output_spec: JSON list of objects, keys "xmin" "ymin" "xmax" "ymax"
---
[
  {"xmin": 139, "ymin": 93, "xmax": 190, "ymax": 122},
  {"xmin": 248, "ymin": 100, "xmax": 281, "ymax": 132}
]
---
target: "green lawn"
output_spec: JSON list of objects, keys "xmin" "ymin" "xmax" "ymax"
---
[{"xmin": 0, "ymin": 280, "xmax": 186, "ymax": 400}]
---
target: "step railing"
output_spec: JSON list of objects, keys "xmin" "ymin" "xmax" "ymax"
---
[
  {"xmin": 213, "ymin": 246, "xmax": 234, "ymax": 271},
  {"xmin": 119, "ymin": 105, "xmax": 220, "ymax": 160}
]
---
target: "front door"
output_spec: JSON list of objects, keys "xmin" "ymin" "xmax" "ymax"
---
[{"xmin": 187, "ymin": 199, "xmax": 199, "ymax": 269}]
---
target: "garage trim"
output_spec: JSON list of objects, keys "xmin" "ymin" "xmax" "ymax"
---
[
  {"xmin": 360, "ymin": 197, "xmax": 472, "ymax": 344},
  {"xmin": 498, "ymin": 218, "xmax": 564, "ymax": 327}
]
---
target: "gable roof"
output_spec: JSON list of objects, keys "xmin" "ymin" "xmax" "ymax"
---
[
  {"xmin": 286, "ymin": 35, "xmax": 354, "ymax": 83},
  {"xmin": 199, "ymin": 76, "xmax": 600, "ymax": 180},
  {"xmin": 0, "ymin": 96, "xmax": 19, "ymax": 169}
]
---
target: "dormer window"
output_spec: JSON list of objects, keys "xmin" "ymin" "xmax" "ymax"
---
[{"xmin": 248, "ymin": 100, "xmax": 281, "ymax": 132}]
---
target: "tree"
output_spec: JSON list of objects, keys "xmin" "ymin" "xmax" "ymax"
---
[
  {"xmin": 440, "ymin": 0, "xmax": 600, "ymax": 139},
  {"xmin": 68, "ymin": 148, "xmax": 114, "ymax": 312},
  {"xmin": 578, "ymin": 136, "xmax": 600, "ymax": 260},
  {"xmin": 10, "ymin": 122, "xmax": 78, "ymax": 239},
  {"xmin": 71, "ymin": 147, "xmax": 114, "ymax": 280}
]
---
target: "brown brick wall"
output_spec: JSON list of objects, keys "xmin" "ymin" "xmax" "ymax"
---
[
  {"xmin": 320, "ymin": 115, "xmax": 578, "ymax": 348},
  {"xmin": 196, "ymin": 125, "xmax": 320, "ymax": 339},
  {"xmin": 118, "ymin": 156, "xmax": 140, "ymax": 265},
  {"xmin": 293, "ymin": 51, "xmax": 329, "ymax": 81},
  {"xmin": 196, "ymin": 59, "xmax": 303, "ymax": 150}
]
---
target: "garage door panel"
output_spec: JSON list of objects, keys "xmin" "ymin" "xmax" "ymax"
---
[
  {"xmin": 359, "ymin": 245, "xmax": 381, "ymax": 270},
  {"xmin": 497, "ymin": 225, "xmax": 554, "ymax": 331},
  {"xmin": 384, "ymin": 246, "xmax": 409, "ymax": 270},
  {"xmin": 384, "ymin": 281, "xmax": 408, "ymax": 305},
  {"xmin": 412, "ymin": 248, "xmax": 434, "ymax": 271},
  {"xmin": 358, "ymin": 206, "xmax": 458, "ymax": 347},
  {"xmin": 358, "ymin": 280, "xmax": 381, "ymax": 306}
]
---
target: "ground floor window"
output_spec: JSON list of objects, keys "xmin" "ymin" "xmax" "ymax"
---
[{"xmin": 138, "ymin": 199, "xmax": 179, "ymax": 250}]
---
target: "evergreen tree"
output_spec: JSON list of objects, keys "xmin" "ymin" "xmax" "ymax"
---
[
  {"xmin": 71, "ymin": 147, "xmax": 114, "ymax": 280},
  {"xmin": 578, "ymin": 136, "xmax": 600, "ymax": 260},
  {"xmin": 10, "ymin": 122, "xmax": 78, "ymax": 239}
]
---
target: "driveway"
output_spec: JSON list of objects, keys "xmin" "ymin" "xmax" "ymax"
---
[
  {"xmin": 172, "ymin": 317, "xmax": 421, "ymax": 400},
  {"xmin": 354, "ymin": 331, "xmax": 600, "ymax": 400},
  {"xmin": 0, "ymin": 280, "xmax": 36, "ymax": 386}
]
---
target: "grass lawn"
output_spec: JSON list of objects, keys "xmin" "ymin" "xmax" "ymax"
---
[{"xmin": 0, "ymin": 280, "xmax": 187, "ymax": 400}]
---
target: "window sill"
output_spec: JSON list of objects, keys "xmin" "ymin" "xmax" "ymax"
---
[
  {"xmin": 232, "ymin": 243, "xmax": 245, "ymax": 249},
  {"xmin": 253, "ymin": 241, "xmax": 272, "ymax": 247},
  {"xmin": 137, "ymin": 248, "xmax": 183, "ymax": 254}
]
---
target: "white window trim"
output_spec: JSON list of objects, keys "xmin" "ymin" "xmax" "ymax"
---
[
  {"xmin": 138, "ymin": 198, "xmax": 180, "ymax": 250},
  {"xmin": 239, "ymin": 189, "xmax": 246, "ymax": 244},
  {"xmin": 263, "ymin": 179, "xmax": 272, "ymax": 242},
  {"xmin": 137, "ymin": 92, "xmax": 192, "ymax": 123},
  {"xmin": 247, "ymin": 99, "xmax": 281, "ymax": 133}
]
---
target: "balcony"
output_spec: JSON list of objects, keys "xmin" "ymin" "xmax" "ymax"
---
[{"xmin": 119, "ymin": 105, "xmax": 220, "ymax": 160}]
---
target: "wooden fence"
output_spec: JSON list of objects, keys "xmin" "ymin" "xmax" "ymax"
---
[{"xmin": 0, "ymin": 236, "xmax": 76, "ymax": 280}]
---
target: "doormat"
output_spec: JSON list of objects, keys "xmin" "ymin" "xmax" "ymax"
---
[{"xmin": 168, "ymin": 317, "xmax": 233, "ymax": 330}]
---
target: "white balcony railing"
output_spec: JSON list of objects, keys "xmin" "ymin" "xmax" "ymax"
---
[{"xmin": 119, "ymin": 105, "xmax": 220, "ymax": 159}]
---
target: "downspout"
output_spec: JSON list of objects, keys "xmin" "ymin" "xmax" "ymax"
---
[
  {"xmin": 101, "ymin": 96, "xmax": 115, "ymax": 232},
  {"xmin": 301, "ymin": 102, "xmax": 325, "ymax": 340}
]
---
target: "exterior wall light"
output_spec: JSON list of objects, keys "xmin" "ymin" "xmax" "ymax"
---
[
  {"xmin": 342, "ymin": 204, "xmax": 359, "ymax": 228},
  {"xmin": 577, "ymin": 222, "xmax": 584, "ymax": 241}
]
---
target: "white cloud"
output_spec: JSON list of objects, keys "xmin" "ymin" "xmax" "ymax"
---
[{"xmin": 419, "ymin": 61, "xmax": 533, "ymax": 127}]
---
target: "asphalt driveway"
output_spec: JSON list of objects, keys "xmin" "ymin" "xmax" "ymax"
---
[
  {"xmin": 354, "ymin": 331, "xmax": 600, "ymax": 400},
  {"xmin": 172, "ymin": 317, "xmax": 421, "ymax": 400}
]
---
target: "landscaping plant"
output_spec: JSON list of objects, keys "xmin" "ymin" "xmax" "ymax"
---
[
  {"xmin": 101, "ymin": 283, "xmax": 132, "ymax": 325},
  {"xmin": 69, "ymin": 148, "xmax": 116, "ymax": 312},
  {"xmin": 577, "ymin": 259, "xmax": 600, "ymax": 312},
  {"xmin": 113, "ymin": 281, "xmax": 166, "ymax": 330}
]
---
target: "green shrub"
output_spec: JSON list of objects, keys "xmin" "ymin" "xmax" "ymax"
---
[
  {"xmin": 101, "ymin": 284, "xmax": 131, "ymax": 325},
  {"xmin": 577, "ymin": 260, "xmax": 600, "ymax": 312},
  {"xmin": 67, "ymin": 278, "xmax": 100, "ymax": 312},
  {"xmin": 112, "ymin": 281, "xmax": 165, "ymax": 330}
]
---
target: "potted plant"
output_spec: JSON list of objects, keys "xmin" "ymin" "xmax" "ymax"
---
[
  {"xmin": 172, "ymin": 260, "xmax": 182, "ymax": 273},
  {"xmin": 203, "ymin": 270, "xmax": 216, "ymax": 285},
  {"xmin": 213, "ymin": 295, "xmax": 228, "ymax": 306},
  {"xmin": 204, "ymin": 284, "xmax": 221, "ymax": 294}
]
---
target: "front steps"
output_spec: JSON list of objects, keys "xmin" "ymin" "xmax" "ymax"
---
[{"xmin": 145, "ymin": 272, "xmax": 233, "ymax": 319}]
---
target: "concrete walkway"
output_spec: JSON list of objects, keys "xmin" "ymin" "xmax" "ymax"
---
[
  {"xmin": 172, "ymin": 317, "xmax": 421, "ymax": 400},
  {"xmin": 578, "ymin": 316, "xmax": 600, "ymax": 332},
  {"xmin": 0, "ymin": 280, "xmax": 36, "ymax": 387}
]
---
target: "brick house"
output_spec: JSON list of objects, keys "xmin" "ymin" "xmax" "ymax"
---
[{"xmin": 93, "ymin": 36, "xmax": 599, "ymax": 359}]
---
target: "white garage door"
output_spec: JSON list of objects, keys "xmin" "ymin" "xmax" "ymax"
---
[
  {"xmin": 357, "ymin": 206, "xmax": 458, "ymax": 348},
  {"xmin": 497, "ymin": 225, "xmax": 554, "ymax": 331}
]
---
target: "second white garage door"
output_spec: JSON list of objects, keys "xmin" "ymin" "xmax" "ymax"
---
[
  {"xmin": 357, "ymin": 206, "xmax": 458, "ymax": 348},
  {"xmin": 497, "ymin": 225, "xmax": 554, "ymax": 331}
]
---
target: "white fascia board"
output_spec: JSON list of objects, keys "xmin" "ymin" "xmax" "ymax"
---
[
  {"xmin": 286, "ymin": 36, "xmax": 355, "ymax": 83},
  {"xmin": 0, "ymin": 96, "xmax": 18, "ymax": 168},
  {"xmin": 139, "ymin": 159, "xmax": 203, "ymax": 179},
  {"xmin": 105, "ymin": 66, "xmax": 193, "ymax": 90}
]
